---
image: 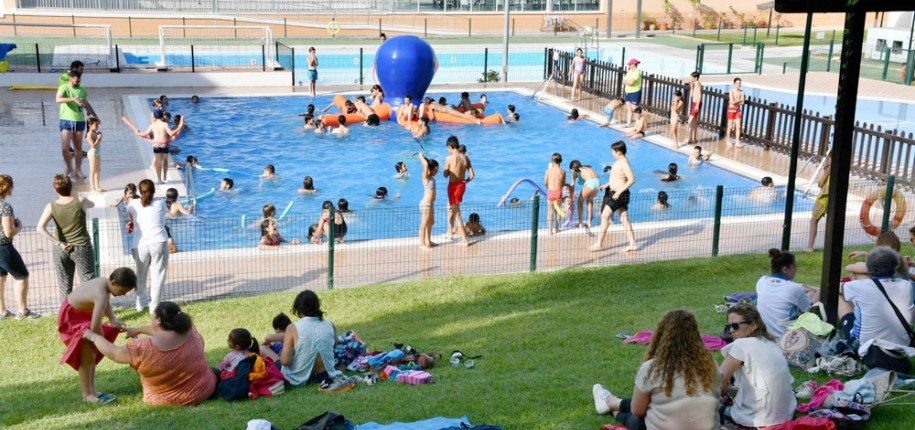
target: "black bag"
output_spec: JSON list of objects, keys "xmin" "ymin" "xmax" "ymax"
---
[
  {"xmin": 863, "ymin": 344, "xmax": 912, "ymax": 373},
  {"xmin": 295, "ymin": 411, "xmax": 352, "ymax": 430}
]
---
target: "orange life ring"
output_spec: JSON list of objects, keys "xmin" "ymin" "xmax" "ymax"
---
[{"xmin": 859, "ymin": 190, "xmax": 907, "ymax": 236}]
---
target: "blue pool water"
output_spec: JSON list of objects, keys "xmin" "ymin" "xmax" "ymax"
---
[
  {"xmin": 152, "ymin": 91, "xmax": 809, "ymax": 250},
  {"xmin": 709, "ymin": 84, "xmax": 915, "ymax": 136}
]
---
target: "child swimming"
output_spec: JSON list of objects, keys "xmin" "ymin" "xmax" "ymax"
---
[
  {"xmin": 395, "ymin": 162, "xmax": 409, "ymax": 179},
  {"xmin": 311, "ymin": 200, "xmax": 347, "ymax": 244},
  {"xmin": 298, "ymin": 176, "xmax": 318, "ymax": 194},
  {"xmin": 660, "ymin": 163, "xmax": 680, "ymax": 182},
  {"xmin": 652, "ymin": 191, "xmax": 671, "ymax": 210},
  {"xmin": 165, "ymin": 188, "xmax": 194, "ymax": 219}
]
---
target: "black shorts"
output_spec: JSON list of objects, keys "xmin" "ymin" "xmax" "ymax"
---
[
  {"xmin": 153, "ymin": 146, "xmax": 169, "ymax": 154},
  {"xmin": 0, "ymin": 243, "xmax": 29, "ymax": 280},
  {"xmin": 602, "ymin": 189, "xmax": 631, "ymax": 213}
]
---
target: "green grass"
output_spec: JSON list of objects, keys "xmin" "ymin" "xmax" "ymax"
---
[
  {"xmin": 0, "ymin": 251, "xmax": 910, "ymax": 429},
  {"xmin": 691, "ymin": 31, "xmax": 836, "ymax": 47}
]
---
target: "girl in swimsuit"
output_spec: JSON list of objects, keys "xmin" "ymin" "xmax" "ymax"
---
[
  {"xmin": 86, "ymin": 118, "xmax": 103, "ymax": 193},
  {"xmin": 669, "ymin": 90, "xmax": 684, "ymax": 150},
  {"xmin": 417, "ymin": 153, "xmax": 439, "ymax": 249},
  {"xmin": 259, "ymin": 219, "xmax": 299, "ymax": 250},
  {"xmin": 571, "ymin": 48, "xmax": 586, "ymax": 102},
  {"xmin": 569, "ymin": 160, "xmax": 600, "ymax": 228},
  {"xmin": 298, "ymin": 176, "xmax": 318, "ymax": 194},
  {"xmin": 311, "ymin": 200, "xmax": 347, "ymax": 244},
  {"xmin": 370, "ymin": 84, "xmax": 385, "ymax": 108},
  {"xmin": 111, "ymin": 183, "xmax": 138, "ymax": 209}
]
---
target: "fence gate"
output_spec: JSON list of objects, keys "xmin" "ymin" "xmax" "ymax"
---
[{"xmin": 696, "ymin": 43, "xmax": 765, "ymax": 76}]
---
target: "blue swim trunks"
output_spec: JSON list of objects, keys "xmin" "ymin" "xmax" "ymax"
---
[
  {"xmin": 59, "ymin": 120, "xmax": 86, "ymax": 132},
  {"xmin": 308, "ymin": 70, "xmax": 318, "ymax": 82},
  {"xmin": 603, "ymin": 105, "xmax": 615, "ymax": 121},
  {"xmin": 624, "ymin": 90, "xmax": 642, "ymax": 105}
]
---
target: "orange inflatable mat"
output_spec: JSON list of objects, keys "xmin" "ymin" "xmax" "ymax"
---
[{"xmin": 321, "ymin": 95, "xmax": 391, "ymax": 127}]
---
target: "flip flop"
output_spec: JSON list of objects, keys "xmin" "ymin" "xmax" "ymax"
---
[{"xmin": 88, "ymin": 392, "xmax": 116, "ymax": 405}]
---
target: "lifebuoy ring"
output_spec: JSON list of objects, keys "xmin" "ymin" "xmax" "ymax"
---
[
  {"xmin": 327, "ymin": 21, "xmax": 341, "ymax": 35},
  {"xmin": 859, "ymin": 190, "xmax": 907, "ymax": 236}
]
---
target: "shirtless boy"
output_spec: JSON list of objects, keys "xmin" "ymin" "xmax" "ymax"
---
[
  {"xmin": 544, "ymin": 153, "xmax": 567, "ymax": 234},
  {"xmin": 684, "ymin": 71, "xmax": 702, "ymax": 145},
  {"xmin": 592, "ymin": 141, "xmax": 637, "ymax": 252},
  {"xmin": 624, "ymin": 107, "xmax": 647, "ymax": 139},
  {"xmin": 599, "ymin": 97, "xmax": 625, "ymax": 127},
  {"xmin": 443, "ymin": 136, "xmax": 474, "ymax": 244},
  {"xmin": 331, "ymin": 116, "xmax": 350, "ymax": 136},
  {"xmin": 134, "ymin": 111, "xmax": 184, "ymax": 184},
  {"xmin": 687, "ymin": 146, "xmax": 713, "ymax": 164},
  {"xmin": 726, "ymin": 77, "xmax": 746, "ymax": 147}
]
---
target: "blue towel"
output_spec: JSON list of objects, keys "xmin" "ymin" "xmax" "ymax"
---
[
  {"xmin": 356, "ymin": 416, "xmax": 469, "ymax": 430},
  {"xmin": 0, "ymin": 43, "xmax": 16, "ymax": 61}
]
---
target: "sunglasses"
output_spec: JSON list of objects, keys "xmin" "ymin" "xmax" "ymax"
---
[{"xmin": 725, "ymin": 321, "xmax": 752, "ymax": 331}]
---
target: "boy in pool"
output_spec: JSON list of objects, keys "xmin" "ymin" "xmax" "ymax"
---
[
  {"xmin": 624, "ymin": 107, "xmax": 646, "ymax": 139},
  {"xmin": 454, "ymin": 92, "xmax": 475, "ymax": 114},
  {"xmin": 544, "ymin": 152, "xmax": 566, "ymax": 235},
  {"xmin": 331, "ymin": 116, "xmax": 350, "ymax": 136},
  {"xmin": 568, "ymin": 108, "xmax": 589, "ymax": 121},
  {"xmin": 599, "ymin": 97, "xmax": 625, "ymax": 127},
  {"xmin": 190, "ymin": 95, "xmax": 200, "ymax": 104},
  {"xmin": 395, "ymin": 162, "xmax": 409, "ymax": 179},
  {"xmin": 260, "ymin": 164, "xmax": 276, "ymax": 179},
  {"xmin": 134, "ymin": 109, "xmax": 184, "ymax": 184},
  {"xmin": 688, "ymin": 146, "xmax": 713, "ymax": 164},
  {"xmin": 464, "ymin": 213, "xmax": 486, "ymax": 237},
  {"xmin": 504, "ymin": 105, "xmax": 520, "ymax": 123},
  {"xmin": 314, "ymin": 119, "xmax": 325, "ymax": 134},
  {"xmin": 748, "ymin": 176, "xmax": 777, "ymax": 203},
  {"xmin": 354, "ymin": 96, "xmax": 379, "ymax": 126},
  {"xmin": 660, "ymin": 163, "xmax": 680, "ymax": 182},
  {"xmin": 220, "ymin": 178, "xmax": 234, "ymax": 191}
]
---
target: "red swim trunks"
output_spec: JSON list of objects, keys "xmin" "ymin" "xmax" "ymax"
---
[
  {"xmin": 547, "ymin": 189, "xmax": 562, "ymax": 203},
  {"xmin": 447, "ymin": 181, "xmax": 466, "ymax": 205},
  {"xmin": 690, "ymin": 101, "xmax": 702, "ymax": 117},
  {"xmin": 58, "ymin": 298, "xmax": 121, "ymax": 371},
  {"xmin": 727, "ymin": 106, "xmax": 741, "ymax": 120}
]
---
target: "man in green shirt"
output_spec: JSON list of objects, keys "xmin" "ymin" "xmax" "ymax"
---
[
  {"xmin": 56, "ymin": 70, "xmax": 98, "ymax": 180},
  {"xmin": 623, "ymin": 58, "xmax": 642, "ymax": 127}
]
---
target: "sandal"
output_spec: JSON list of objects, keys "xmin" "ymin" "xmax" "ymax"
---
[
  {"xmin": 87, "ymin": 392, "xmax": 117, "ymax": 405},
  {"xmin": 0, "ymin": 310, "xmax": 13, "ymax": 319}
]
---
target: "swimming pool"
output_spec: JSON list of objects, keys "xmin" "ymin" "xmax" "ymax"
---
[
  {"xmin": 136, "ymin": 90, "xmax": 810, "ymax": 250},
  {"xmin": 708, "ymin": 83, "xmax": 915, "ymax": 136}
]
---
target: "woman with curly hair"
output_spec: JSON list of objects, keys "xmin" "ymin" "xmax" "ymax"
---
[
  {"xmin": 592, "ymin": 309, "xmax": 719, "ymax": 430},
  {"xmin": 720, "ymin": 303, "xmax": 795, "ymax": 429}
]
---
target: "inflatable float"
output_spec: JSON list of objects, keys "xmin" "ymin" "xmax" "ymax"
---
[
  {"xmin": 321, "ymin": 95, "xmax": 392, "ymax": 127},
  {"xmin": 9, "ymin": 85, "xmax": 58, "ymax": 91},
  {"xmin": 180, "ymin": 188, "xmax": 216, "ymax": 206}
]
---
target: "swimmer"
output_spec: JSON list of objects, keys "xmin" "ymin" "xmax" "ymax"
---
[
  {"xmin": 397, "ymin": 94, "xmax": 417, "ymax": 124},
  {"xmin": 343, "ymin": 100, "xmax": 357, "ymax": 115},
  {"xmin": 165, "ymin": 188, "xmax": 194, "ymax": 219},
  {"xmin": 331, "ymin": 115, "xmax": 350, "ymax": 136},
  {"xmin": 412, "ymin": 116, "xmax": 431, "ymax": 138},
  {"xmin": 370, "ymin": 84, "xmax": 385, "ymax": 107},
  {"xmin": 504, "ymin": 105, "xmax": 520, "ymax": 123},
  {"xmin": 624, "ymin": 107, "xmax": 646, "ymax": 138},
  {"xmin": 312, "ymin": 200, "xmax": 347, "ymax": 245},
  {"xmin": 660, "ymin": 163, "xmax": 680, "ymax": 182},
  {"xmin": 298, "ymin": 103, "xmax": 316, "ymax": 117},
  {"xmin": 748, "ymin": 176, "xmax": 777, "ymax": 203},
  {"xmin": 454, "ymin": 92, "xmax": 475, "ymax": 114},
  {"xmin": 337, "ymin": 198, "xmax": 350, "ymax": 213},
  {"xmin": 314, "ymin": 119, "xmax": 325, "ymax": 134},
  {"xmin": 302, "ymin": 114, "xmax": 316, "ymax": 130},
  {"xmin": 259, "ymin": 219, "xmax": 299, "ymax": 250},
  {"xmin": 190, "ymin": 95, "xmax": 200, "ymax": 104},
  {"xmin": 260, "ymin": 164, "xmax": 276, "ymax": 179},
  {"xmin": 176, "ymin": 155, "xmax": 201, "ymax": 170},
  {"xmin": 429, "ymin": 96, "xmax": 480, "ymax": 124},
  {"xmin": 599, "ymin": 97, "xmax": 625, "ymax": 127},
  {"xmin": 544, "ymin": 152, "xmax": 566, "ymax": 234},
  {"xmin": 111, "ymin": 183, "xmax": 138, "ymax": 209},
  {"xmin": 395, "ymin": 162, "xmax": 409, "ymax": 179},
  {"xmin": 688, "ymin": 146, "xmax": 713, "ymax": 164},
  {"xmin": 354, "ymin": 96, "xmax": 379, "ymax": 126},
  {"xmin": 298, "ymin": 176, "xmax": 318, "ymax": 194},
  {"xmin": 158, "ymin": 95, "xmax": 169, "ymax": 107},
  {"xmin": 652, "ymin": 191, "xmax": 671, "ymax": 210},
  {"xmin": 568, "ymin": 108, "xmax": 589, "ymax": 121},
  {"xmin": 508, "ymin": 197, "xmax": 522, "ymax": 207},
  {"xmin": 479, "ymin": 94, "xmax": 488, "ymax": 105},
  {"xmin": 374, "ymin": 186, "xmax": 389, "ymax": 201},
  {"xmin": 220, "ymin": 178, "xmax": 234, "ymax": 191}
]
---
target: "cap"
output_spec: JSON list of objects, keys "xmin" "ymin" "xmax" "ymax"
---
[
  {"xmin": 628, "ymin": 58, "xmax": 640, "ymax": 66},
  {"xmin": 153, "ymin": 109, "xmax": 164, "ymax": 119}
]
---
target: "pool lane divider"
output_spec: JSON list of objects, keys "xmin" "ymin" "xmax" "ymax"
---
[{"xmin": 180, "ymin": 188, "xmax": 215, "ymax": 206}]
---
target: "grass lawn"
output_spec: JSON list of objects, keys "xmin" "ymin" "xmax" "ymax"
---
[
  {"xmin": 691, "ymin": 31, "xmax": 836, "ymax": 47},
  {"xmin": 1, "ymin": 251, "xmax": 910, "ymax": 429}
]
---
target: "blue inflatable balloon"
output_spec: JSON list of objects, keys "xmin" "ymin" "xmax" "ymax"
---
[{"xmin": 375, "ymin": 35, "xmax": 437, "ymax": 109}]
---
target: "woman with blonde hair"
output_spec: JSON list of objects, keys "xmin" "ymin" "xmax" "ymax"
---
[
  {"xmin": 720, "ymin": 303, "xmax": 795, "ymax": 429},
  {"xmin": 592, "ymin": 309, "xmax": 719, "ymax": 430}
]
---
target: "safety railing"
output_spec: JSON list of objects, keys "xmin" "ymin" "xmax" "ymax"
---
[{"xmin": 8, "ymin": 179, "xmax": 904, "ymax": 315}]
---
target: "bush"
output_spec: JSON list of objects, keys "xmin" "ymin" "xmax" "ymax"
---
[{"xmin": 478, "ymin": 69, "xmax": 501, "ymax": 83}]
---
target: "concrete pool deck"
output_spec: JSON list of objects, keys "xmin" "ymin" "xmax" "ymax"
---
[{"xmin": 0, "ymin": 79, "xmax": 903, "ymax": 314}]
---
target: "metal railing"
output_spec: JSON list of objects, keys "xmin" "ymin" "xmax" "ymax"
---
[{"xmin": 547, "ymin": 49, "xmax": 915, "ymax": 189}]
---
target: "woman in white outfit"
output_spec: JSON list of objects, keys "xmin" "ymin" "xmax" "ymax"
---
[{"xmin": 127, "ymin": 179, "xmax": 169, "ymax": 313}]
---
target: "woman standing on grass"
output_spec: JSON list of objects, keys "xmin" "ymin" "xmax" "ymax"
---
[
  {"xmin": 591, "ymin": 309, "xmax": 720, "ymax": 430},
  {"xmin": 0, "ymin": 174, "xmax": 38, "ymax": 319},
  {"xmin": 83, "ymin": 301, "xmax": 217, "ymax": 406}
]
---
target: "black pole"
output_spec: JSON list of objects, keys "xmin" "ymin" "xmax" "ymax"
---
[
  {"xmin": 191, "ymin": 45, "xmax": 195, "ymax": 73},
  {"xmin": 359, "ymin": 48, "xmax": 364, "ymax": 86},
  {"xmin": 780, "ymin": 13, "xmax": 812, "ymax": 251},
  {"xmin": 291, "ymin": 47, "xmax": 295, "ymax": 87},
  {"xmin": 35, "ymin": 43, "xmax": 41, "ymax": 73},
  {"xmin": 820, "ymin": 9, "xmax": 867, "ymax": 326}
]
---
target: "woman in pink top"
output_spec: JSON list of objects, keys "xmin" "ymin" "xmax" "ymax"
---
[{"xmin": 83, "ymin": 301, "xmax": 216, "ymax": 406}]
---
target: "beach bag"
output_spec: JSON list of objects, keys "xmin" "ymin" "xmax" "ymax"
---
[
  {"xmin": 294, "ymin": 411, "xmax": 353, "ymax": 430},
  {"xmin": 779, "ymin": 327, "xmax": 823, "ymax": 370},
  {"xmin": 807, "ymin": 400, "xmax": 870, "ymax": 430},
  {"xmin": 333, "ymin": 331, "xmax": 366, "ymax": 367}
]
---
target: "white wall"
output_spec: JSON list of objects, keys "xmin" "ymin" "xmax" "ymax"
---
[{"xmin": 0, "ymin": 71, "xmax": 293, "ymax": 88}]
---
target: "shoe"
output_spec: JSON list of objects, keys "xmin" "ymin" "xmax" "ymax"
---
[
  {"xmin": 795, "ymin": 380, "xmax": 816, "ymax": 399},
  {"xmin": 14, "ymin": 309, "xmax": 40, "ymax": 320},
  {"xmin": 318, "ymin": 376, "xmax": 357, "ymax": 393},
  {"xmin": 87, "ymin": 392, "xmax": 117, "ymax": 404},
  {"xmin": 592, "ymin": 384, "xmax": 617, "ymax": 415},
  {"xmin": 0, "ymin": 310, "xmax": 12, "ymax": 319}
]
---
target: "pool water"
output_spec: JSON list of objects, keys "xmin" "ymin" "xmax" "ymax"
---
[{"xmin": 152, "ymin": 91, "xmax": 809, "ymax": 250}]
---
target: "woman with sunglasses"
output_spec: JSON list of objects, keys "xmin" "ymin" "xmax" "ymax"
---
[
  {"xmin": 720, "ymin": 304, "xmax": 795, "ymax": 429},
  {"xmin": 591, "ymin": 309, "xmax": 720, "ymax": 430}
]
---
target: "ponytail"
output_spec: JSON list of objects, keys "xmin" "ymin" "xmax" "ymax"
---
[
  {"xmin": 154, "ymin": 301, "xmax": 192, "ymax": 334},
  {"xmin": 138, "ymin": 179, "xmax": 155, "ymax": 207},
  {"xmin": 228, "ymin": 328, "xmax": 259, "ymax": 354},
  {"xmin": 768, "ymin": 248, "xmax": 796, "ymax": 275}
]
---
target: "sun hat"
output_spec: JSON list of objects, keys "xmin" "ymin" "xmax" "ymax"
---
[{"xmin": 628, "ymin": 58, "xmax": 640, "ymax": 66}]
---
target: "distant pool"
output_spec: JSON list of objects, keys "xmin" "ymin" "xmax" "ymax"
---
[{"xmin": 129, "ymin": 90, "xmax": 810, "ymax": 250}]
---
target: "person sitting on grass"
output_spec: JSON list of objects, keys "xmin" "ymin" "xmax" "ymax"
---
[
  {"xmin": 756, "ymin": 248, "xmax": 820, "ymax": 338},
  {"xmin": 592, "ymin": 309, "xmax": 720, "ymax": 430},
  {"xmin": 60, "ymin": 268, "xmax": 135, "ymax": 405},
  {"xmin": 845, "ymin": 231, "xmax": 913, "ymax": 280},
  {"xmin": 262, "ymin": 313, "xmax": 293, "ymax": 356},
  {"xmin": 84, "ymin": 301, "xmax": 218, "ymax": 406}
]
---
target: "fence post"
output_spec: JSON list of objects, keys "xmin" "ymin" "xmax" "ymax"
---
[
  {"xmin": 621, "ymin": 46, "xmax": 626, "ymax": 68},
  {"xmin": 328, "ymin": 207, "xmax": 335, "ymax": 290},
  {"xmin": 34, "ymin": 43, "xmax": 41, "ymax": 73},
  {"xmin": 92, "ymin": 218, "xmax": 100, "ymax": 278},
  {"xmin": 359, "ymin": 48, "xmax": 364, "ymax": 85},
  {"xmin": 726, "ymin": 43, "xmax": 733, "ymax": 74},
  {"xmin": 284, "ymin": 18, "xmax": 287, "ymax": 38},
  {"xmin": 765, "ymin": 102, "xmax": 778, "ymax": 149},
  {"xmin": 717, "ymin": 20, "xmax": 722, "ymax": 41},
  {"xmin": 512, "ymin": 17, "xmax": 515, "ymax": 36},
  {"xmin": 826, "ymin": 38, "xmax": 835, "ymax": 72},
  {"xmin": 881, "ymin": 175, "xmax": 896, "ymax": 232},
  {"xmin": 128, "ymin": 16, "xmax": 133, "ymax": 38},
  {"xmin": 261, "ymin": 45, "xmax": 266, "ymax": 72},
  {"xmin": 115, "ymin": 45, "xmax": 121, "ymax": 72},
  {"xmin": 782, "ymin": 62, "xmax": 787, "ymax": 74},
  {"xmin": 712, "ymin": 186, "xmax": 723, "ymax": 257},
  {"xmin": 469, "ymin": 19, "xmax": 473, "ymax": 37},
  {"xmin": 742, "ymin": 25, "xmax": 748, "ymax": 46},
  {"xmin": 484, "ymin": 47, "xmax": 488, "ymax": 80},
  {"xmin": 378, "ymin": 18, "xmax": 382, "ymax": 35},
  {"xmin": 425, "ymin": 18, "xmax": 428, "ymax": 38},
  {"xmin": 291, "ymin": 47, "xmax": 295, "ymax": 87},
  {"xmin": 191, "ymin": 45, "xmax": 195, "ymax": 73},
  {"xmin": 529, "ymin": 195, "xmax": 540, "ymax": 272},
  {"xmin": 819, "ymin": 116, "xmax": 832, "ymax": 155},
  {"xmin": 719, "ymin": 97, "xmax": 729, "ymax": 138},
  {"xmin": 882, "ymin": 47, "xmax": 891, "ymax": 80},
  {"xmin": 757, "ymin": 43, "xmax": 765, "ymax": 74},
  {"xmin": 752, "ymin": 26, "xmax": 758, "ymax": 45}
]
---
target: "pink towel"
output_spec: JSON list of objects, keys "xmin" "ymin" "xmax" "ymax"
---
[
  {"xmin": 796, "ymin": 379, "xmax": 844, "ymax": 413},
  {"xmin": 623, "ymin": 331, "xmax": 727, "ymax": 351}
]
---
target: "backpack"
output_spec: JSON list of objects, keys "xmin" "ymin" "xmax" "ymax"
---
[
  {"xmin": 807, "ymin": 400, "xmax": 870, "ymax": 430},
  {"xmin": 294, "ymin": 411, "xmax": 354, "ymax": 430},
  {"xmin": 778, "ymin": 327, "xmax": 823, "ymax": 370}
]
